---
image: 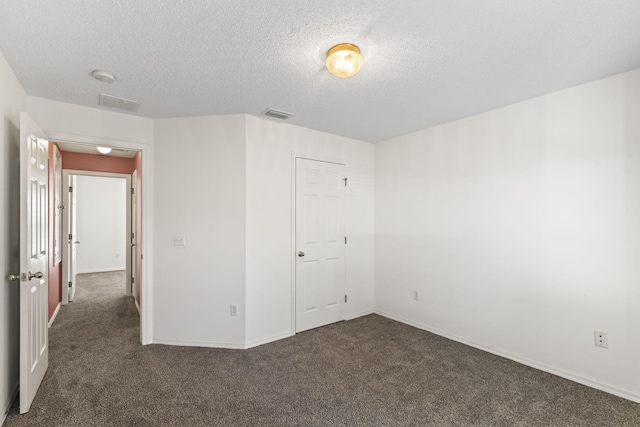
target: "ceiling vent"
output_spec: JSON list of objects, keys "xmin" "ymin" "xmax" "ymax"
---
[
  {"xmin": 262, "ymin": 108, "xmax": 294, "ymax": 120},
  {"xmin": 99, "ymin": 93, "xmax": 141, "ymax": 112}
]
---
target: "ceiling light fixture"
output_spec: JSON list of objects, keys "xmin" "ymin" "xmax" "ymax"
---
[
  {"xmin": 97, "ymin": 146, "xmax": 112, "ymax": 154},
  {"xmin": 326, "ymin": 43, "xmax": 363, "ymax": 78},
  {"xmin": 91, "ymin": 70, "xmax": 115, "ymax": 84}
]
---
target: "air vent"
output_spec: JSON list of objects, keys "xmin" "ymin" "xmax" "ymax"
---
[
  {"xmin": 262, "ymin": 108, "xmax": 294, "ymax": 120},
  {"xmin": 99, "ymin": 93, "xmax": 141, "ymax": 112}
]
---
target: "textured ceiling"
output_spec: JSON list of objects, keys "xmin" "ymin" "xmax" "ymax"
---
[{"xmin": 1, "ymin": 1, "xmax": 639, "ymax": 143}]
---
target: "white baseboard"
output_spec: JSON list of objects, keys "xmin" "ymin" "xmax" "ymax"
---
[
  {"xmin": 246, "ymin": 331, "xmax": 294, "ymax": 349},
  {"xmin": 347, "ymin": 309, "xmax": 374, "ymax": 320},
  {"xmin": 76, "ymin": 267, "xmax": 126, "ymax": 274},
  {"xmin": 151, "ymin": 337, "xmax": 246, "ymax": 350},
  {"xmin": 0, "ymin": 380, "xmax": 19, "ymax": 425},
  {"xmin": 375, "ymin": 309, "xmax": 640, "ymax": 404},
  {"xmin": 134, "ymin": 298, "xmax": 140, "ymax": 314},
  {"xmin": 48, "ymin": 303, "xmax": 61, "ymax": 328}
]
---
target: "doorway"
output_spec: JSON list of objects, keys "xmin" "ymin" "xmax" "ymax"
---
[{"xmin": 62, "ymin": 171, "xmax": 132, "ymax": 304}]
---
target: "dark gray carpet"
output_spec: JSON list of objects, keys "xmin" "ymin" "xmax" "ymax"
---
[{"xmin": 5, "ymin": 272, "xmax": 640, "ymax": 426}]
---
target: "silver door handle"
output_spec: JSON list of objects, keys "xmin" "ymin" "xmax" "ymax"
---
[
  {"xmin": 28, "ymin": 271, "xmax": 44, "ymax": 280},
  {"xmin": 8, "ymin": 273, "xmax": 21, "ymax": 281},
  {"xmin": 298, "ymin": 251, "xmax": 305, "ymax": 257},
  {"xmin": 75, "ymin": 241, "xmax": 80, "ymax": 244}
]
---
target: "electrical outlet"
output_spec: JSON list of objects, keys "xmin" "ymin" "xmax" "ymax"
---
[
  {"xmin": 230, "ymin": 304, "xmax": 238, "ymax": 316},
  {"xmin": 594, "ymin": 331, "xmax": 608, "ymax": 348},
  {"xmin": 413, "ymin": 290, "xmax": 420, "ymax": 301},
  {"xmin": 174, "ymin": 234, "xmax": 186, "ymax": 246}
]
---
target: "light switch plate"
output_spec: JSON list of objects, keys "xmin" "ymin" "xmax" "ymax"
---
[{"xmin": 174, "ymin": 234, "xmax": 186, "ymax": 246}]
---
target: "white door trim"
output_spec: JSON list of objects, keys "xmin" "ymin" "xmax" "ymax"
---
[
  {"xmin": 43, "ymin": 132, "xmax": 153, "ymax": 345},
  {"xmin": 290, "ymin": 152, "xmax": 349, "ymax": 335},
  {"xmin": 61, "ymin": 170, "xmax": 132, "ymax": 302}
]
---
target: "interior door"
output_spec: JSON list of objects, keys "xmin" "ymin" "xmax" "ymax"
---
[
  {"xmin": 68, "ymin": 175, "xmax": 78, "ymax": 302},
  {"xmin": 295, "ymin": 158, "xmax": 347, "ymax": 333},
  {"xmin": 130, "ymin": 170, "xmax": 137, "ymax": 296},
  {"xmin": 18, "ymin": 112, "xmax": 49, "ymax": 413}
]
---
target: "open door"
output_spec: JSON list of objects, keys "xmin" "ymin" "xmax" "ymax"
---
[
  {"xmin": 10, "ymin": 113, "xmax": 49, "ymax": 413},
  {"xmin": 130, "ymin": 170, "xmax": 137, "ymax": 296},
  {"xmin": 68, "ymin": 175, "xmax": 78, "ymax": 302}
]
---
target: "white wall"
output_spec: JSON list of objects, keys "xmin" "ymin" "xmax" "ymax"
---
[
  {"xmin": 0, "ymin": 50, "xmax": 26, "ymax": 425},
  {"xmin": 27, "ymin": 97, "xmax": 154, "ymax": 146},
  {"xmin": 153, "ymin": 115, "xmax": 247, "ymax": 348},
  {"xmin": 75, "ymin": 176, "xmax": 127, "ymax": 273},
  {"xmin": 375, "ymin": 69, "xmax": 640, "ymax": 401},
  {"xmin": 245, "ymin": 116, "xmax": 375, "ymax": 347}
]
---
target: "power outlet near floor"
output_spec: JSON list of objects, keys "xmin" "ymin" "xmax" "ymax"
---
[
  {"xmin": 413, "ymin": 290, "xmax": 420, "ymax": 301},
  {"xmin": 594, "ymin": 331, "xmax": 608, "ymax": 348},
  {"xmin": 230, "ymin": 304, "xmax": 238, "ymax": 316}
]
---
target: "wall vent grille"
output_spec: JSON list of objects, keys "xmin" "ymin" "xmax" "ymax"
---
[
  {"xmin": 99, "ymin": 93, "xmax": 141, "ymax": 112},
  {"xmin": 262, "ymin": 108, "xmax": 294, "ymax": 120}
]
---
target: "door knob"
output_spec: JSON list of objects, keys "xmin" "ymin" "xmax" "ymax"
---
[
  {"xmin": 75, "ymin": 241, "xmax": 80, "ymax": 244},
  {"xmin": 298, "ymin": 251, "xmax": 305, "ymax": 257},
  {"xmin": 8, "ymin": 273, "xmax": 21, "ymax": 281},
  {"xmin": 28, "ymin": 271, "xmax": 44, "ymax": 280}
]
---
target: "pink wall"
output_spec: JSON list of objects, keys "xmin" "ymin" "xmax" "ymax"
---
[
  {"xmin": 62, "ymin": 151, "xmax": 135, "ymax": 174},
  {"xmin": 47, "ymin": 142, "xmax": 62, "ymax": 321}
]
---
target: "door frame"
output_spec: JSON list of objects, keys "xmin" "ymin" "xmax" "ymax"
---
[
  {"xmin": 44, "ymin": 132, "xmax": 153, "ymax": 345},
  {"xmin": 290, "ymin": 152, "xmax": 349, "ymax": 335},
  {"xmin": 61, "ymin": 170, "xmax": 132, "ymax": 303}
]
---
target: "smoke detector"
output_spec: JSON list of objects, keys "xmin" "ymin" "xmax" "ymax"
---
[{"xmin": 91, "ymin": 70, "xmax": 115, "ymax": 84}]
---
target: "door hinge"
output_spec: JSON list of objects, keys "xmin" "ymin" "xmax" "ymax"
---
[
  {"xmin": 131, "ymin": 277, "xmax": 135, "ymax": 284},
  {"xmin": 344, "ymin": 236, "xmax": 347, "ymax": 244},
  {"xmin": 131, "ymin": 232, "xmax": 135, "ymax": 240},
  {"xmin": 69, "ymin": 186, "xmax": 73, "ymax": 192},
  {"xmin": 131, "ymin": 187, "xmax": 135, "ymax": 195},
  {"xmin": 343, "ymin": 177, "xmax": 348, "ymax": 187},
  {"xmin": 345, "ymin": 295, "xmax": 348, "ymax": 303},
  {"xmin": 141, "ymin": 253, "xmax": 143, "ymax": 260},
  {"xmin": 68, "ymin": 281, "xmax": 72, "ymax": 288},
  {"xmin": 68, "ymin": 233, "xmax": 73, "ymax": 240}
]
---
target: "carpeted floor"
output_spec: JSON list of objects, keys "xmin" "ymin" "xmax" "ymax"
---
[{"xmin": 5, "ymin": 272, "xmax": 640, "ymax": 426}]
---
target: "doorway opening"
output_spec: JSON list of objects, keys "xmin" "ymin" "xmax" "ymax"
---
[{"xmin": 62, "ymin": 172, "xmax": 132, "ymax": 304}]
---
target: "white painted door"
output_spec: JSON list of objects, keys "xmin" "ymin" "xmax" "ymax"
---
[
  {"xmin": 130, "ymin": 170, "xmax": 137, "ymax": 296},
  {"xmin": 295, "ymin": 158, "xmax": 347, "ymax": 333},
  {"xmin": 68, "ymin": 175, "xmax": 78, "ymax": 302},
  {"xmin": 18, "ymin": 113, "xmax": 49, "ymax": 413}
]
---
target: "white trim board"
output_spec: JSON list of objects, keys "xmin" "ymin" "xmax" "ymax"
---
[
  {"xmin": 76, "ymin": 268, "xmax": 126, "ymax": 274},
  {"xmin": 151, "ymin": 338, "xmax": 246, "ymax": 350},
  {"xmin": 0, "ymin": 380, "xmax": 19, "ymax": 426},
  {"xmin": 245, "ymin": 331, "xmax": 294, "ymax": 349},
  {"xmin": 375, "ymin": 309, "xmax": 640, "ymax": 403},
  {"xmin": 48, "ymin": 303, "xmax": 61, "ymax": 328}
]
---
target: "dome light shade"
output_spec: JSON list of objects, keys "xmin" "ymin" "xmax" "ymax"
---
[
  {"xmin": 326, "ymin": 43, "xmax": 363, "ymax": 78},
  {"xmin": 97, "ymin": 146, "xmax": 112, "ymax": 154}
]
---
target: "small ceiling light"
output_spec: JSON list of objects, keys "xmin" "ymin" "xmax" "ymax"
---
[
  {"xmin": 97, "ymin": 146, "xmax": 112, "ymax": 154},
  {"xmin": 326, "ymin": 43, "xmax": 363, "ymax": 78},
  {"xmin": 91, "ymin": 70, "xmax": 115, "ymax": 84}
]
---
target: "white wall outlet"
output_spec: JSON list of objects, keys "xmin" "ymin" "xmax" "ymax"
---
[
  {"xmin": 594, "ymin": 331, "xmax": 608, "ymax": 348},
  {"xmin": 230, "ymin": 304, "xmax": 238, "ymax": 316},
  {"xmin": 413, "ymin": 290, "xmax": 420, "ymax": 301},
  {"xmin": 174, "ymin": 234, "xmax": 186, "ymax": 246}
]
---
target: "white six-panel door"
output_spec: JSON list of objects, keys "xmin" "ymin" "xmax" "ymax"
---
[
  {"xmin": 19, "ymin": 112, "xmax": 49, "ymax": 414},
  {"xmin": 295, "ymin": 158, "xmax": 347, "ymax": 333}
]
